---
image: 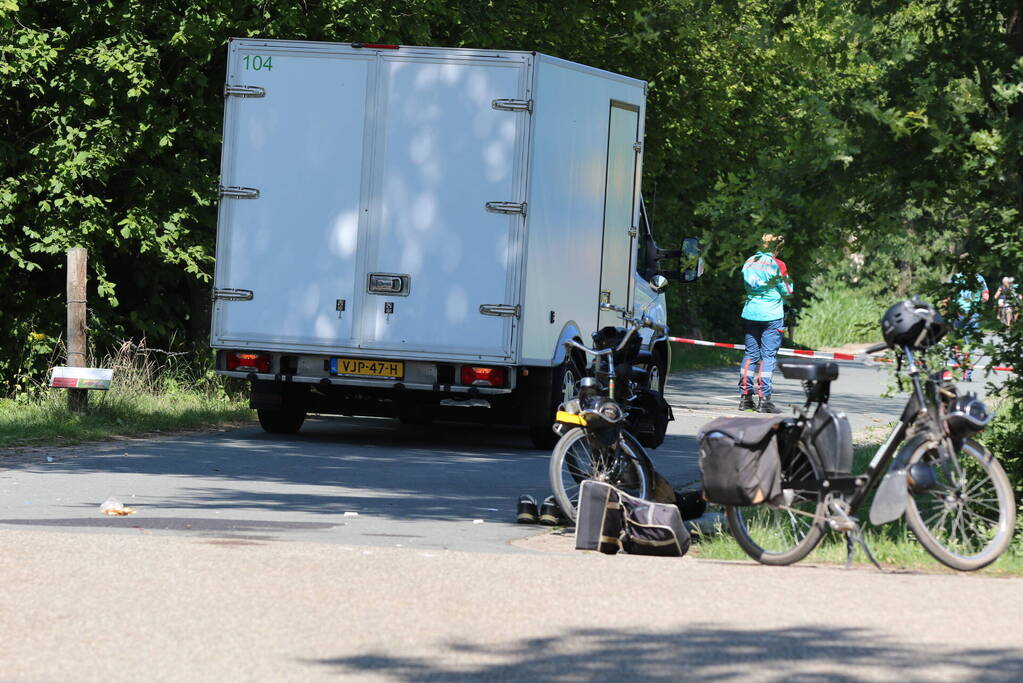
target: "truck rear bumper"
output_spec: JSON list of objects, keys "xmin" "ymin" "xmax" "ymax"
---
[{"xmin": 216, "ymin": 371, "xmax": 513, "ymax": 395}]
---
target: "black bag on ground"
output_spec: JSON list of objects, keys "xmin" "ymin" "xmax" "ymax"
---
[
  {"xmin": 674, "ymin": 489, "xmax": 707, "ymax": 521},
  {"xmin": 698, "ymin": 415, "xmax": 786, "ymax": 506},
  {"xmin": 627, "ymin": 387, "xmax": 674, "ymax": 449},
  {"xmin": 575, "ymin": 480, "xmax": 690, "ymax": 557}
]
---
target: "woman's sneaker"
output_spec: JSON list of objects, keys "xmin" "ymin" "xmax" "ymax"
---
[{"xmin": 516, "ymin": 495, "xmax": 539, "ymax": 524}]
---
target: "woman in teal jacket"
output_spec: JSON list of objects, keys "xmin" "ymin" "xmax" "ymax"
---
[{"xmin": 738, "ymin": 234, "xmax": 793, "ymax": 413}]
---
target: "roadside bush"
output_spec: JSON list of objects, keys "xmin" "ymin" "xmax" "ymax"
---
[
  {"xmin": 983, "ymin": 398, "xmax": 1023, "ymax": 530},
  {"xmin": 793, "ymin": 283, "xmax": 886, "ymax": 349}
]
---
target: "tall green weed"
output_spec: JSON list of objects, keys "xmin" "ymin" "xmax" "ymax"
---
[
  {"xmin": 0, "ymin": 340, "xmax": 250, "ymax": 448},
  {"xmin": 793, "ymin": 284, "xmax": 886, "ymax": 349}
]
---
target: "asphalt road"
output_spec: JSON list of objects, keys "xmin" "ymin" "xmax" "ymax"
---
[
  {"xmin": 2, "ymin": 359, "xmax": 1018, "ymax": 680},
  {"xmin": 0, "ymin": 358, "xmax": 917, "ymax": 551}
]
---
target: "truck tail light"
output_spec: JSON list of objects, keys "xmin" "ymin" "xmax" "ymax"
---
[
  {"xmin": 226, "ymin": 351, "xmax": 272, "ymax": 373},
  {"xmin": 460, "ymin": 366, "xmax": 507, "ymax": 388}
]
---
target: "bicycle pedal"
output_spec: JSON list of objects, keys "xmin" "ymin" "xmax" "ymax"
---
[{"xmin": 829, "ymin": 518, "xmax": 857, "ymax": 532}]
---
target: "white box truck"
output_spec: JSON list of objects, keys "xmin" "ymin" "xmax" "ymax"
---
[{"xmin": 211, "ymin": 38, "xmax": 698, "ymax": 447}]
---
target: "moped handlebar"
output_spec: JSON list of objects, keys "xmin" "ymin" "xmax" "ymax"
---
[
  {"xmin": 563, "ymin": 339, "xmax": 613, "ymax": 357},
  {"xmin": 646, "ymin": 319, "xmax": 667, "ymax": 337},
  {"xmin": 599, "ymin": 302, "xmax": 629, "ymax": 314},
  {"xmin": 598, "ymin": 302, "xmax": 666, "ymax": 337}
]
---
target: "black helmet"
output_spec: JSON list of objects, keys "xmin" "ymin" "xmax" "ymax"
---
[{"xmin": 880, "ymin": 298, "xmax": 948, "ymax": 350}]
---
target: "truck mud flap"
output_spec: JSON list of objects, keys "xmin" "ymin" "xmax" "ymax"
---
[{"xmin": 249, "ymin": 380, "xmax": 309, "ymax": 411}]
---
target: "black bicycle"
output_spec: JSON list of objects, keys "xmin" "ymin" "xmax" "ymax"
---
[{"xmin": 728, "ymin": 298, "xmax": 1017, "ymax": 571}]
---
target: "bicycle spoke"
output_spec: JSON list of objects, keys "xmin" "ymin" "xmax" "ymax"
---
[
  {"xmin": 963, "ymin": 476, "xmax": 993, "ymax": 499},
  {"xmin": 967, "ymin": 499, "xmax": 1002, "ymax": 516},
  {"xmin": 927, "ymin": 505, "xmax": 953, "ymax": 534},
  {"xmin": 951, "ymin": 504, "xmax": 967, "ymax": 550},
  {"xmin": 960, "ymin": 505, "xmax": 1000, "ymax": 528}
]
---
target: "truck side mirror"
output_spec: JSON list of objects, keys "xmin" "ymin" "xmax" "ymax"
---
[{"xmin": 679, "ymin": 237, "xmax": 704, "ymax": 283}]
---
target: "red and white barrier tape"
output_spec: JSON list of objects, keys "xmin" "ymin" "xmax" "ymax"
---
[
  {"xmin": 668, "ymin": 337, "xmax": 1015, "ymax": 373},
  {"xmin": 668, "ymin": 337, "xmax": 860, "ymax": 361}
]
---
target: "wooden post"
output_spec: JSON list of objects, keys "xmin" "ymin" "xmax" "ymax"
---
[{"xmin": 67, "ymin": 247, "xmax": 88, "ymax": 412}]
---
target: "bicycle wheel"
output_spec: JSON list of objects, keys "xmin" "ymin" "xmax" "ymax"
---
[
  {"xmin": 903, "ymin": 437, "xmax": 1016, "ymax": 571},
  {"xmin": 726, "ymin": 440, "xmax": 827, "ymax": 565},
  {"xmin": 549, "ymin": 428, "xmax": 652, "ymax": 522}
]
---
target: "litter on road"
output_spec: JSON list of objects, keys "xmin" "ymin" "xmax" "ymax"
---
[{"xmin": 99, "ymin": 497, "xmax": 135, "ymax": 516}]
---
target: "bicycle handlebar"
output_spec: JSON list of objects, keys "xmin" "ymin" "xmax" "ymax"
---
[{"xmin": 865, "ymin": 342, "xmax": 889, "ymax": 354}]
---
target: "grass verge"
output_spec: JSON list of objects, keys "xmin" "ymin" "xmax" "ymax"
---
[
  {"xmin": 0, "ymin": 341, "xmax": 252, "ymax": 450},
  {"xmin": 0, "ymin": 392, "xmax": 252, "ymax": 449},
  {"xmin": 691, "ymin": 444, "xmax": 1023, "ymax": 575}
]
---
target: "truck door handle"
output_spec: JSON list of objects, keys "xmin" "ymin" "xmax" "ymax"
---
[{"xmin": 367, "ymin": 273, "xmax": 410, "ymax": 296}]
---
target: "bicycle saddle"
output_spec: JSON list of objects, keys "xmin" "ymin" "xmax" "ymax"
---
[{"xmin": 778, "ymin": 358, "xmax": 839, "ymax": 381}]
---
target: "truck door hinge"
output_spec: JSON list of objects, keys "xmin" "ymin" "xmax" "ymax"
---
[
  {"xmin": 628, "ymin": 225, "xmax": 638, "ymax": 238},
  {"xmin": 224, "ymin": 84, "xmax": 267, "ymax": 98},
  {"xmin": 485, "ymin": 201, "xmax": 527, "ymax": 216},
  {"xmin": 492, "ymin": 98, "xmax": 532, "ymax": 113},
  {"xmin": 479, "ymin": 304, "xmax": 521, "ymax": 319},
  {"xmin": 633, "ymin": 141, "xmax": 643, "ymax": 153},
  {"xmin": 213, "ymin": 288, "xmax": 254, "ymax": 302},
  {"xmin": 219, "ymin": 185, "xmax": 260, "ymax": 200}
]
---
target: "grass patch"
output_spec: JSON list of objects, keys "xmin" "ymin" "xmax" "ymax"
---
[
  {"xmin": 0, "ymin": 341, "xmax": 252, "ymax": 449},
  {"xmin": 0, "ymin": 393, "xmax": 252, "ymax": 448},
  {"xmin": 692, "ymin": 444, "xmax": 1023, "ymax": 575},
  {"xmin": 793, "ymin": 283, "xmax": 886, "ymax": 349},
  {"xmin": 670, "ymin": 343, "xmax": 741, "ymax": 372}
]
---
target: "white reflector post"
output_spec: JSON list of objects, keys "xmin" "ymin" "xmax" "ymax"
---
[{"xmin": 49, "ymin": 367, "xmax": 114, "ymax": 391}]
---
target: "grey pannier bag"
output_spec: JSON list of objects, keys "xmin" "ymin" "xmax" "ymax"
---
[
  {"xmin": 698, "ymin": 415, "xmax": 787, "ymax": 506},
  {"xmin": 810, "ymin": 405, "xmax": 853, "ymax": 475},
  {"xmin": 575, "ymin": 480, "xmax": 691, "ymax": 557}
]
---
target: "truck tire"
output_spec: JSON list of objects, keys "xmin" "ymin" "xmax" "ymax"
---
[
  {"xmin": 257, "ymin": 408, "xmax": 307, "ymax": 434},
  {"xmin": 528, "ymin": 355, "xmax": 582, "ymax": 449}
]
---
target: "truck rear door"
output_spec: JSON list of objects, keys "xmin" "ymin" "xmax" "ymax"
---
[
  {"xmin": 213, "ymin": 45, "xmax": 373, "ymax": 348},
  {"xmin": 597, "ymin": 101, "xmax": 640, "ymax": 329},
  {"xmin": 355, "ymin": 54, "xmax": 530, "ymax": 360}
]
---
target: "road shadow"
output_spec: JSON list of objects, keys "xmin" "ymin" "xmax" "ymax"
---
[
  {"xmin": 1, "ymin": 416, "xmax": 700, "ymax": 524},
  {"xmin": 309, "ymin": 624, "xmax": 1023, "ymax": 681}
]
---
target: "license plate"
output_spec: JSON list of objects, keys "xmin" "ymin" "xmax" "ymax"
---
[{"xmin": 330, "ymin": 358, "xmax": 404, "ymax": 380}]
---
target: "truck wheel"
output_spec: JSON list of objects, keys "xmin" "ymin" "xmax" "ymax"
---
[
  {"xmin": 257, "ymin": 408, "xmax": 307, "ymax": 434},
  {"xmin": 647, "ymin": 347, "xmax": 667, "ymax": 395},
  {"xmin": 529, "ymin": 356, "xmax": 582, "ymax": 450}
]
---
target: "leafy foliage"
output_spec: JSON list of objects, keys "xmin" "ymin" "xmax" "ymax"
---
[{"xmin": 2, "ymin": 3, "xmax": 1022, "ymax": 420}]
